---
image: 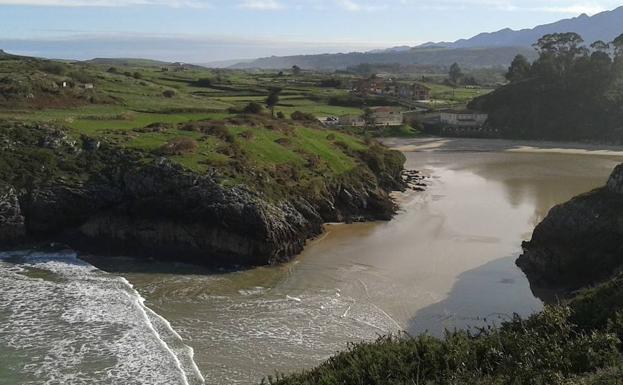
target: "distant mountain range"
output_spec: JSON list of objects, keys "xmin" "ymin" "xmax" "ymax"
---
[
  {"xmin": 230, "ymin": 6, "xmax": 623, "ymax": 70},
  {"xmin": 229, "ymin": 46, "xmax": 536, "ymax": 70},
  {"xmin": 444, "ymin": 6, "xmax": 623, "ymax": 49}
]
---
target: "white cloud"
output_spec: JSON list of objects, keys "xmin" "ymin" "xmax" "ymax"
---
[
  {"xmin": 238, "ymin": 0, "xmax": 283, "ymax": 10},
  {"xmin": 0, "ymin": 0, "xmax": 211, "ymax": 6}
]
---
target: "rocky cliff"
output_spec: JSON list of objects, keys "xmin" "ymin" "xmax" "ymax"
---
[
  {"xmin": 518, "ymin": 164, "xmax": 623, "ymax": 290},
  {"xmin": 0, "ymin": 121, "xmax": 405, "ymax": 266},
  {"xmin": 0, "ymin": 183, "xmax": 25, "ymax": 244}
]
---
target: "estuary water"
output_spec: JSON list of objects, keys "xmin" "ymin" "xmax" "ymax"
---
[{"xmin": 2, "ymin": 138, "xmax": 622, "ymax": 385}]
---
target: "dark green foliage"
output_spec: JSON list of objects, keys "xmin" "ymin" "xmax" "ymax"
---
[
  {"xmin": 266, "ymin": 88, "xmax": 281, "ymax": 117},
  {"xmin": 69, "ymin": 71, "xmax": 94, "ymax": 84},
  {"xmin": 39, "ymin": 61, "xmax": 66, "ymax": 76},
  {"xmin": 162, "ymin": 90, "xmax": 176, "ymax": 98},
  {"xmin": 449, "ymin": 62, "xmax": 464, "ymax": 85},
  {"xmin": 269, "ymin": 307, "xmax": 622, "ymax": 385},
  {"xmin": 290, "ymin": 111, "xmax": 316, "ymax": 121},
  {"xmin": 506, "ymin": 54, "xmax": 531, "ymax": 82},
  {"xmin": 471, "ymin": 32, "xmax": 623, "ymax": 141},
  {"xmin": 319, "ymin": 78, "xmax": 342, "ymax": 88},
  {"xmin": 570, "ymin": 274, "xmax": 623, "ymax": 334},
  {"xmin": 243, "ymin": 102, "xmax": 264, "ymax": 114},
  {"xmin": 193, "ymin": 78, "xmax": 213, "ymax": 87}
]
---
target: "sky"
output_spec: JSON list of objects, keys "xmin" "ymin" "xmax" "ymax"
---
[{"xmin": 0, "ymin": 0, "xmax": 621, "ymax": 63}]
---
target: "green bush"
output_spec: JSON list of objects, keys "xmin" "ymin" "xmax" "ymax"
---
[
  {"xmin": 269, "ymin": 306, "xmax": 622, "ymax": 385},
  {"xmin": 39, "ymin": 61, "xmax": 66, "ymax": 75},
  {"xmin": 243, "ymin": 102, "xmax": 264, "ymax": 114},
  {"xmin": 290, "ymin": 111, "xmax": 316, "ymax": 121}
]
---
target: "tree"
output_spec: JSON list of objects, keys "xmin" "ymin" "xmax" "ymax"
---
[
  {"xmin": 265, "ymin": 87, "xmax": 281, "ymax": 117},
  {"xmin": 590, "ymin": 40, "xmax": 610, "ymax": 52},
  {"xmin": 612, "ymin": 33, "xmax": 623, "ymax": 57},
  {"xmin": 362, "ymin": 108, "xmax": 375, "ymax": 127},
  {"xmin": 292, "ymin": 65, "xmax": 302, "ymax": 75},
  {"xmin": 162, "ymin": 90, "xmax": 176, "ymax": 98},
  {"xmin": 506, "ymin": 54, "xmax": 531, "ymax": 83},
  {"xmin": 448, "ymin": 63, "xmax": 463, "ymax": 85},
  {"xmin": 534, "ymin": 33, "xmax": 586, "ymax": 57}
]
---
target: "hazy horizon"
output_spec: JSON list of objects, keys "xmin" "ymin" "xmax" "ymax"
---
[{"xmin": 1, "ymin": 0, "xmax": 622, "ymax": 63}]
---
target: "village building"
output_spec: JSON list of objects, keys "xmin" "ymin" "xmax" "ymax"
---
[
  {"xmin": 369, "ymin": 107, "xmax": 403, "ymax": 126},
  {"xmin": 397, "ymin": 83, "xmax": 431, "ymax": 101},
  {"xmin": 439, "ymin": 110, "xmax": 488, "ymax": 128},
  {"xmin": 338, "ymin": 115, "xmax": 366, "ymax": 127},
  {"xmin": 354, "ymin": 76, "xmax": 387, "ymax": 95},
  {"xmin": 355, "ymin": 77, "xmax": 431, "ymax": 102}
]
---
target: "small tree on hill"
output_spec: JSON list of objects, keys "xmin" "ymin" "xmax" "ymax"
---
[
  {"xmin": 506, "ymin": 54, "xmax": 531, "ymax": 83},
  {"xmin": 362, "ymin": 108, "xmax": 375, "ymax": 127},
  {"xmin": 292, "ymin": 65, "xmax": 302, "ymax": 75},
  {"xmin": 243, "ymin": 102, "xmax": 263, "ymax": 114},
  {"xmin": 449, "ymin": 63, "xmax": 463, "ymax": 85},
  {"xmin": 265, "ymin": 87, "xmax": 281, "ymax": 118}
]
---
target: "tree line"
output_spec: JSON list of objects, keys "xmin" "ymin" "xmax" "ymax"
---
[{"xmin": 470, "ymin": 32, "xmax": 623, "ymax": 141}]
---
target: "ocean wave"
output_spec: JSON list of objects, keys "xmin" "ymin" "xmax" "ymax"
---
[{"xmin": 0, "ymin": 250, "xmax": 205, "ymax": 385}]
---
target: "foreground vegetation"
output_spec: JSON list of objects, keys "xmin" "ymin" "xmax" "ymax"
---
[{"xmin": 267, "ymin": 274, "xmax": 623, "ymax": 385}]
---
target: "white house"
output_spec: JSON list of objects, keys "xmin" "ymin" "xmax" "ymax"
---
[
  {"xmin": 318, "ymin": 116, "xmax": 340, "ymax": 126},
  {"xmin": 440, "ymin": 110, "xmax": 488, "ymax": 128}
]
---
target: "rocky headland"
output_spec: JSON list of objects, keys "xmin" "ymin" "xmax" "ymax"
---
[
  {"xmin": 518, "ymin": 163, "xmax": 623, "ymax": 291},
  {"xmin": 0, "ymin": 121, "xmax": 407, "ymax": 266}
]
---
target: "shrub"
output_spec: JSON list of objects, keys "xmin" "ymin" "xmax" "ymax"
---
[
  {"xmin": 243, "ymin": 102, "xmax": 264, "ymax": 114},
  {"xmin": 157, "ymin": 137, "xmax": 198, "ymax": 155},
  {"xmin": 276, "ymin": 111, "xmax": 285, "ymax": 119},
  {"xmin": 290, "ymin": 111, "xmax": 316, "ymax": 121},
  {"xmin": 194, "ymin": 78, "xmax": 213, "ymax": 87},
  {"xmin": 133, "ymin": 72, "xmax": 143, "ymax": 79},
  {"xmin": 270, "ymin": 306, "xmax": 622, "ymax": 385},
  {"xmin": 319, "ymin": 78, "xmax": 342, "ymax": 88},
  {"xmin": 162, "ymin": 90, "xmax": 176, "ymax": 98},
  {"xmin": 39, "ymin": 61, "xmax": 66, "ymax": 75},
  {"xmin": 69, "ymin": 71, "xmax": 94, "ymax": 84}
]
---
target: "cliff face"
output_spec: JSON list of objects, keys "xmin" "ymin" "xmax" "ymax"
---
[
  {"xmin": 0, "ymin": 122, "xmax": 404, "ymax": 266},
  {"xmin": 518, "ymin": 164, "xmax": 623, "ymax": 289},
  {"xmin": 0, "ymin": 183, "xmax": 25, "ymax": 244}
]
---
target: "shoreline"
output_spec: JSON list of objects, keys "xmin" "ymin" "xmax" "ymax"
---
[{"xmin": 382, "ymin": 136, "xmax": 623, "ymax": 156}]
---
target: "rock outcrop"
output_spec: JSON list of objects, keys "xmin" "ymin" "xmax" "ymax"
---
[{"xmin": 518, "ymin": 164, "xmax": 623, "ymax": 290}]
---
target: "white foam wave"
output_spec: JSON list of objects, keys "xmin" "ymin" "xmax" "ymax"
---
[{"xmin": 0, "ymin": 250, "xmax": 205, "ymax": 385}]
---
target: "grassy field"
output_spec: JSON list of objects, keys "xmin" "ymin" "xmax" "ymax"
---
[{"xmin": 0, "ymin": 54, "xmax": 490, "ymax": 180}]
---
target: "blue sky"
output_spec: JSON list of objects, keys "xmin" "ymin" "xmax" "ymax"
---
[{"xmin": 0, "ymin": 0, "xmax": 621, "ymax": 62}]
